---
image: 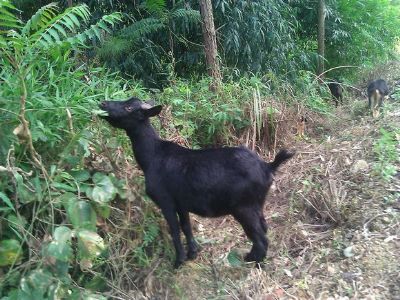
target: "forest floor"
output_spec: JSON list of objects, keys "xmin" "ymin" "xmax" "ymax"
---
[{"xmin": 112, "ymin": 63, "xmax": 400, "ymax": 300}]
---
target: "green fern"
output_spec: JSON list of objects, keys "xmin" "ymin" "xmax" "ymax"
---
[
  {"xmin": 122, "ymin": 17, "xmax": 165, "ymax": 39},
  {"xmin": 0, "ymin": 0, "xmax": 19, "ymax": 29},
  {"xmin": 1, "ymin": 2, "xmax": 122, "ymax": 51},
  {"xmin": 30, "ymin": 5, "xmax": 92, "ymax": 48},
  {"xmin": 144, "ymin": 0, "xmax": 166, "ymax": 14},
  {"xmin": 170, "ymin": 8, "xmax": 200, "ymax": 22},
  {"xmin": 0, "ymin": 0, "xmax": 20, "ymax": 46},
  {"xmin": 65, "ymin": 12, "xmax": 123, "ymax": 47},
  {"xmin": 22, "ymin": 3, "xmax": 59, "ymax": 35}
]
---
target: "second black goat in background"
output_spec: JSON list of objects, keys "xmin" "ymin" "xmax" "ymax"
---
[
  {"xmin": 367, "ymin": 79, "xmax": 389, "ymax": 117},
  {"xmin": 99, "ymin": 97, "xmax": 294, "ymax": 268},
  {"xmin": 328, "ymin": 81, "xmax": 344, "ymax": 107}
]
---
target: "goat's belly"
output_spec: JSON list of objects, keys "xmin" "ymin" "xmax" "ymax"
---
[
  {"xmin": 188, "ymin": 205, "xmax": 229, "ymax": 218},
  {"xmin": 180, "ymin": 196, "xmax": 233, "ymax": 218}
]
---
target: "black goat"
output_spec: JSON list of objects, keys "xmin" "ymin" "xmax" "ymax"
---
[
  {"xmin": 99, "ymin": 97, "xmax": 294, "ymax": 268},
  {"xmin": 367, "ymin": 79, "xmax": 389, "ymax": 117},
  {"xmin": 328, "ymin": 81, "xmax": 343, "ymax": 107}
]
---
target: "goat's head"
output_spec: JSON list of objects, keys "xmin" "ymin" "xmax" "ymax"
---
[{"xmin": 99, "ymin": 97, "xmax": 162, "ymax": 130}]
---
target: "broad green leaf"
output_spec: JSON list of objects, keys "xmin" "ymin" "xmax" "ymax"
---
[
  {"xmin": 46, "ymin": 226, "xmax": 72, "ymax": 262},
  {"xmin": 19, "ymin": 269, "xmax": 55, "ymax": 299},
  {"xmin": 0, "ymin": 239, "xmax": 22, "ymax": 266},
  {"xmin": 67, "ymin": 200, "xmax": 97, "ymax": 231},
  {"xmin": 77, "ymin": 230, "xmax": 105, "ymax": 260},
  {"xmin": 89, "ymin": 173, "xmax": 117, "ymax": 203},
  {"xmin": 59, "ymin": 192, "xmax": 78, "ymax": 207},
  {"xmin": 69, "ymin": 169, "xmax": 91, "ymax": 182}
]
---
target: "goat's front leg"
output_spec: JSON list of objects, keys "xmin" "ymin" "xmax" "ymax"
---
[
  {"xmin": 178, "ymin": 210, "xmax": 199, "ymax": 260},
  {"xmin": 160, "ymin": 206, "xmax": 185, "ymax": 268}
]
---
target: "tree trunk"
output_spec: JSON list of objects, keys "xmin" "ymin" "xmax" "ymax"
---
[
  {"xmin": 67, "ymin": 0, "xmax": 73, "ymax": 7},
  {"xmin": 199, "ymin": 0, "xmax": 221, "ymax": 91},
  {"xmin": 317, "ymin": 0, "xmax": 326, "ymax": 77}
]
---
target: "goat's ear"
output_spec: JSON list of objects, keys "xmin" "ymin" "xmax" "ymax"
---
[
  {"xmin": 143, "ymin": 105, "xmax": 162, "ymax": 117},
  {"xmin": 145, "ymin": 99, "xmax": 156, "ymax": 106}
]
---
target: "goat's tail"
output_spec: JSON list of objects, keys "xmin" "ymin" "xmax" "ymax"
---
[{"xmin": 268, "ymin": 149, "xmax": 295, "ymax": 172}]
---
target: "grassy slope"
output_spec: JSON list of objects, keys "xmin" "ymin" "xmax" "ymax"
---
[
  {"xmin": 101, "ymin": 63, "xmax": 399, "ymax": 300},
  {"xmin": 125, "ymin": 69, "xmax": 400, "ymax": 300}
]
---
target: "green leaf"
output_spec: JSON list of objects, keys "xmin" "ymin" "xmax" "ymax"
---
[
  {"xmin": 13, "ymin": 173, "xmax": 36, "ymax": 203},
  {"xmin": 46, "ymin": 226, "xmax": 72, "ymax": 262},
  {"xmin": 77, "ymin": 230, "xmax": 105, "ymax": 260},
  {"xmin": 69, "ymin": 169, "xmax": 91, "ymax": 182},
  {"xmin": 0, "ymin": 239, "xmax": 22, "ymax": 266},
  {"xmin": 7, "ymin": 214, "xmax": 27, "ymax": 239},
  {"xmin": 52, "ymin": 181, "xmax": 77, "ymax": 192},
  {"xmin": 0, "ymin": 191, "xmax": 14, "ymax": 211},
  {"xmin": 66, "ymin": 200, "xmax": 97, "ymax": 231},
  {"xmin": 47, "ymin": 28, "xmax": 60, "ymax": 42},
  {"xmin": 53, "ymin": 23, "xmax": 67, "ymax": 37},
  {"xmin": 227, "ymin": 249, "xmax": 242, "ymax": 267},
  {"xmin": 95, "ymin": 204, "xmax": 111, "ymax": 219},
  {"xmin": 19, "ymin": 269, "xmax": 55, "ymax": 299},
  {"xmin": 92, "ymin": 109, "xmax": 109, "ymax": 117},
  {"xmin": 84, "ymin": 275, "xmax": 107, "ymax": 292},
  {"xmin": 89, "ymin": 173, "xmax": 117, "ymax": 203}
]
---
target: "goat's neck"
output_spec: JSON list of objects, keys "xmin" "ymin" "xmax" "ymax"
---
[{"xmin": 126, "ymin": 120, "xmax": 160, "ymax": 172}]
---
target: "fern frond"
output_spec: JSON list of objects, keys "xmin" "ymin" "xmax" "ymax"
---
[
  {"xmin": 144, "ymin": 0, "xmax": 166, "ymax": 14},
  {"xmin": 169, "ymin": 8, "xmax": 200, "ymax": 32},
  {"xmin": 98, "ymin": 36, "xmax": 132, "ymax": 60},
  {"xmin": 30, "ymin": 4, "xmax": 91, "ymax": 48},
  {"xmin": 22, "ymin": 2, "xmax": 58, "ymax": 35},
  {"xmin": 122, "ymin": 17, "xmax": 165, "ymax": 39},
  {"xmin": 65, "ymin": 12, "xmax": 123, "ymax": 47},
  {"xmin": 0, "ymin": 0, "xmax": 20, "ymax": 31},
  {"xmin": 170, "ymin": 8, "xmax": 200, "ymax": 23}
]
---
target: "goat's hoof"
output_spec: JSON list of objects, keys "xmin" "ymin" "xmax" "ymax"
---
[
  {"xmin": 173, "ymin": 259, "xmax": 185, "ymax": 269},
  {"xmin": 244, "ymin": 253, "xmax": 264, "ymax": 263},
  {"xmin": 244, "ymin": 253, "xmax": 256, "ymax": 262},
  {"xmin": 186, "ymin": 249, "xmax": 199, "ymax": 260},
  {"xmin": 186, "ymin": 243, "xmax": 200, "ymax": 260}
]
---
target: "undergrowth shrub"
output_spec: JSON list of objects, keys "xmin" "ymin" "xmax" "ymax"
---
[
  {"xmin": 373, "ymin": 126, "xmax": 399, "ymax": 181},
  {"xmin": 0, "ymin": 2, "xmax": 143, "ymax": 298},
  {"xmin": 159, "ymin": 77, "xmax": 260, "ymax": 146}
]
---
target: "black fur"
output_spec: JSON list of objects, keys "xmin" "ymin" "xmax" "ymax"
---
[
  {"xmin": 328, "ymin": 81, "xmax": 343, "ymax": 107},
  {"xmin": 99, "ymin": 97, "xmax": 294, "ymax": 268},
  {"xmin": 367, "ymin": 79, "xmax": 389, "ymax": 109}
]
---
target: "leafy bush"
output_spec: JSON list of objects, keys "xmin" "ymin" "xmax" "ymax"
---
[
  {"xmin": 0, "ymin": 2, "xmax": 140, "ymax": 298},
  {"xmin": 329, "ymin": 0, "xmax": 400, "ymax": 69},
  {"xmin": 159, "ymin": 77, "xmax": 269, "ymax": 146}
]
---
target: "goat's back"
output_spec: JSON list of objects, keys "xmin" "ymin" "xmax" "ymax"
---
[
  {"xmin": 367, "ymin": 79, "xmax": 389, "ymax": 97},
  {"xmin": 145, "ymin": 143, "xmax": 272, "ymax": 217}
]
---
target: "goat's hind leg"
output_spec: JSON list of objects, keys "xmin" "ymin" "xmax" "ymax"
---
[
  {"xmin": 234, "ymin": 209, "xmax": 268, "ymax": 263},
  {"xmin": 178, "ymin": 210, "xmax": 200, "ymax": 260}
]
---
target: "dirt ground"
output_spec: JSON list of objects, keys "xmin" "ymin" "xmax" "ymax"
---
[{"xmin": 106, "ymin": 63, "xmax": 400, "ymax": 300}]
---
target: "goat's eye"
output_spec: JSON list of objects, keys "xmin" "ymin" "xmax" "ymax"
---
[{"xmin": 125, "ymin": 106, "xmax": 133, "ymax": 112}]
